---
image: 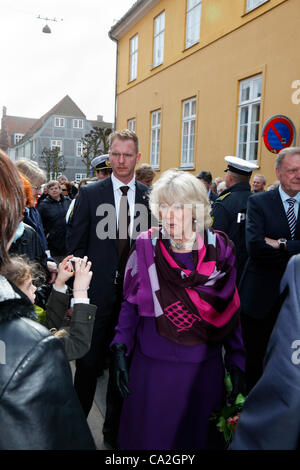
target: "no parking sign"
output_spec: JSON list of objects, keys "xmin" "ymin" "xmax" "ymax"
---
[{"xmin": 262, "ymin": 115, "xmax": 296, "ymax": 154}]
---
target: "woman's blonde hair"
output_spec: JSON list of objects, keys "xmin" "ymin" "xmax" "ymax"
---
[{"xmin": 149, "ymin": 169, "xmax": 211, "ymax": 230}]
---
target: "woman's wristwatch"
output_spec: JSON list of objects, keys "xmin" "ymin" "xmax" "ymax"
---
[{"xmin": 278, "ymin": 238, "xmax": 287, "ymax": 250}]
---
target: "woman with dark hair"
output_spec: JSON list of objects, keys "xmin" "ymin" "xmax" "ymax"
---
[{"xmin": 0, "ymin": 149, "xmax": 95, "ymax": 450}]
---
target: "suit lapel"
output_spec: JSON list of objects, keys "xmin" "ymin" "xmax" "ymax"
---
[
  {"xmin": 271, "ymin": 187, "xmax": 294, "ymax": 239},
  {"xmin": 101, "ymin": 176, "xmax": 118, "ymax": 251}
]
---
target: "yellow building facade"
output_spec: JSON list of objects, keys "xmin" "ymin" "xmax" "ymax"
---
[{"xmin": 109, "ymin": 0, "xmax": 300, "ymax": 185}]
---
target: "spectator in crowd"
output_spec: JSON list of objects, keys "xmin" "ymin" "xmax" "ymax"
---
[
  {"xmin": 58, "ymin": 175, "xmax": 68, "ymax": 184},
  {"xmin": 231, "ymin": 254, "xmax": 300, "ymax": 450},
  {"xmin": 212, "ymin": 177, "xmax": 223, "ymax": 194},
  {"xmin": 38, "ymin": 180, "xmax": 71, "ymax": 262},
  {"xmin": 111, "ymin": 169, "xmax": 246, "ymax": 450},
  {"xmin": 196, "ymin": 170, "xmax": 218, "ymax": 204},
  {"xmin": 266, "ymin": 180, "xmax": 280, "ymax": 191},
  {"xmin": 239, "ymin": 147, "xmax": 300, "ymax": 392},
  {"xmin": 15, "ymin": 159, "xmax": 49, "ymax": 254},
  {"xmin": 135, "ymin": 164, "xmax": 156, "ymax": 187},
  {"xmin": 91, "ymin": 154, "xmax": 113, "ymax": 180},
  {"xmin": 60, "ymin": 181, "xmax": 73, "ymax": 199},
  {"xmin": 2, "ymin": 254, "xmax": 96, "ymax": 362},
  {"xmin": 68, "ymin": 130, "xmax": 150, "ymax": 449},
  {"xmin": 252, "ymin": 174, "xmax": 266, "ymax": 193},
  {"xmin": 217, "ymin": 181, "xmax": 227, "ymax": 195},
  {"xmin": 37, "ymin": 183, "xmax": 48, "ymax": 206},
  {"xmin": 0, "ymin": 149, "xmax": 95, "ymax": 450}
]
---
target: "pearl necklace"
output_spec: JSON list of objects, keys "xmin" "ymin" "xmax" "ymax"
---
[{"xmin": 170, "ymin": 233, "xmax": 197, "ymax": 251}]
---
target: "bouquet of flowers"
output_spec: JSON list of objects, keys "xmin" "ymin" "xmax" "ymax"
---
[{"xmin": 210, "ymin": 373, "xmax": 246, "ymax": 446}]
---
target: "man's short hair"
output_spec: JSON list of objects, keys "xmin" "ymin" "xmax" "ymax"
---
[
  {"xmin": 136, "ymin": 164, "xmax": 156, "ymax": 181},
  {"xmin": 276, "ymin": 147, "xmax": 300, "ymax": 170},
  {"xmin": 196, "ymin": 170, "xmax": 212, "ymax": 185},
  {"xmin": 253, "ymin": 174, "xmax": 266, "ymax": 184},
  {"xmin": 109, "ymin": 129, "xmax": 139, "ymax": 154}
]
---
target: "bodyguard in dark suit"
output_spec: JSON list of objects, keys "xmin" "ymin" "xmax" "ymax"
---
[
  {"xmin": 239, "ymin": 146, "xmax": 300, "ymax": 392},
  {"xmin": 68, "ymin": 130, "xmax": 151, "ymax": 448},
  {"xmin": 211, "ymin": 156, "xmax": 258, "ymax": 283},
  {"xmin": 231, "ymin": 254, "xmax": 300, "ymax": 450}
]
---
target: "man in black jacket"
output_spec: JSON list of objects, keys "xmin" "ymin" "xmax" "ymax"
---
[
  {"xmin": 68, "ymin": 130, "xmax": 151, "ymax": 448},
  {"xmin": 239, "ymin": 146, "xmax": 300, "ymax": 392}
]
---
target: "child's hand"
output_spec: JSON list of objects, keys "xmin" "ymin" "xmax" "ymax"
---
[
  {"xmin": 54, "ymin": 255, "xmax": 74, "ymax": 290},
  {"xmin": 73, "ymin": 256, "xmax": 93, "ymax": 298}
]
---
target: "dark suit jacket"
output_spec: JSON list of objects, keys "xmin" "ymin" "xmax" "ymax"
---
[
  {"xmin": 231, "ymin": 255, "xmax": 300, "ymax": 450},
  {"xmin": 239, "ymin": 188, "xmax": 300, "ymax": 318},
  {"xmin": 68, "ymin": 176, "xmax": 150, "ymax": 315}
]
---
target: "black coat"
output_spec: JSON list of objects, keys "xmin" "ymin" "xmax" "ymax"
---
[
  {"xmin": 67, "ymin": 176, "xmax": 150, "ymax": 315},
  {"xmin": 9, "ymin": 223, "xmax": 48, "ymax": 273},
  {"xmin": 231, "ymin": 255, "xmax": 300, "ymax": 449},
  {"xmin": 38, "ymin": 195, "xmax": 71, "ymax": 256},
  {"xmin": 211, "ymin": 182, "xmax": 252, "ymax": 283},
  {"xmin": 0, "ymin": 276, "xmax": 95, "ymax": 450},
  {"xmin": 239, "ymin": 188, "xmax": 300, "ymax": 318}
]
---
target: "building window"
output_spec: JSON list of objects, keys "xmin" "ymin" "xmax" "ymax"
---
[
  {"xmin": 181, "ymin": 98, "xmax": 196, "ymax": 168},
  {"xmin": 75, "ymin": 173, "xmax": 87, "ymax": 183},
  {"xmin": 186, "ymin": 0, "xmax": 202, "ymax": 48},
  {"xmin": 153, "ymin": 11, "xmax": 165, "ymax": 68},
  {"xmin": 150, "ymin": 110, "xmax": 161, "ymax": 169},
  {"xmin": 51, "ymin": 139, "xmax": 63, "ymax": 155},
  {"xmin": 14, "ymin": 133, "xmax": 24, "ymax": 144},
  {"xmin": 129, "ymin": 34, "xmax": 138, "ymax": 82},
  {"xmin": 76, "ymin": 141, "xmax": 83, "ymax": 157},
  {"xmin": 73, "ymin": 119, "xmax": 83, "ymax": 129},
  {"xmin": 54, "ymin": 117, "xmax": 65, "ymax": 127},
  {"xmin": 237, "ymin": 74, "xmax": 262, "ymax": 161},
  {"xmin": 127, "ymin": 118, "xmax": 136, "ymax": 133},
  {"xmin": 50, "ymin": 171, "xmax": 62, "ymax": 180},
  {"xmin": 246, "ymin": 0, "xmax": 268, "ymax": 12}
]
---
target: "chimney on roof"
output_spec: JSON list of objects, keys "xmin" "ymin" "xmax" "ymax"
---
[
  {"xmin": 2, "ymin": 106, "xmax": 7, "ymax": 117},
  {"xmin": 97, "ymin": 115, "xmax": 103, "ymax": 122}
]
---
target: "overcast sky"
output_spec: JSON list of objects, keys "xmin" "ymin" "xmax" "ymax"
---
[{"xmin": 0, "ymin": 0, "xmax": 136, "ymax": 124}]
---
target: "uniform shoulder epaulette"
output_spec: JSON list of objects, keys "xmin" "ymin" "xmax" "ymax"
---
[{"xmin": 216, "ymin": 192, "xmax": 231, "ymax": 202}]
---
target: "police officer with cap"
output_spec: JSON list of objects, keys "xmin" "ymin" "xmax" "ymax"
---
[
  {"xmin": 211, "ymin": 156, "xmax": 259, "ymax": 283},
  {"xmin": 91, "ymin": 154, "xmax": 112, "ymax": 180}
]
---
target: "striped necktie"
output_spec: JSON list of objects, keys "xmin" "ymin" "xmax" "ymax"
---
[{"xmin": 286, "ymin": 198, "xmax": 297, "ymax": 240}]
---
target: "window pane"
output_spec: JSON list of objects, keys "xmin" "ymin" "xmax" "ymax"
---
[
  {"xmin": 250, "ymin": 123, "xmax": 259, "ymax": 142},
  {"xmin": 183, "ymin": 102, "xmax": 190, "ymax": 118},
  {"xmin": 191, "ymin": 99, "xmax": 196, "ymax": 116},
  {"xmin": 251, "ymin": 103, "xmax": 260, "ymax": 122},
  {"xmin": 239, "ymin": 125, "xmax": 248, "ymax": 143},
  {"xmin": 249, "ymin": 142, "xmax": 258, "ymax": 160},
  {"xmin": 241, "ymin": 82, "xmax": 250, "ymax": 102},
  {"xmin": 238, "ymin": 143, "xmax": 247, "ymax": 159},
  {"xmin": 240, "ymin": 107, "xmax": 249, "ymax": 125},
  {"xmin": 252, "ymin": 78, "xmax": 262, "ymax": 99}
]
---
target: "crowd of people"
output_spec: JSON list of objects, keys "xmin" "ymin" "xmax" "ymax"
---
[{"xmin": 0, "ymin": 129, "xmax": 300, "ymax": 450}]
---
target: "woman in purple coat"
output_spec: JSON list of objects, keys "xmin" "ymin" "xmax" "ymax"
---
[{"xmin": 111, "ymin": 169, "xmax": 246, "ymax": 450}]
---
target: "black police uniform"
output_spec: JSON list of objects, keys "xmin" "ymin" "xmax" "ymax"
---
[{"xmin": 211, "ymin": 182, "xmax": 252, "ymax": 284}]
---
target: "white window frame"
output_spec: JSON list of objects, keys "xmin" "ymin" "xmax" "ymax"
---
[
  {"xmin": 127, "ymin": 118, "xmax": 136, "ymax": 133},
  {"xmin": 153, "ymin": 11, "xmax": 165, "ymax": 68},
  {"xmin": 50, "ymin": 171, "xmax": 62, "ymax": 180},
  {"xmin": 246, "ymin": 0, "xmax": 268, "ymax": 12},
  {"xmin": 14, "ymin": 133, "xmax": 24, "ymax": 144},
  {"xmin": 185, "ymin": 0, "xmax": 202, "ymax": 49},
  {"xmin": 73, "ymin": 119, "xmax": 83, "ymax": 129},
  {"xmin": 75, "ymin": 173, "xmax": 87, "ymax": 183},
  {"xmin": 76, "ymin": 140, "xmax": 83, "ymax": 157},
  {"xmin": 150, "ymin": 110, "xmax": 161, "ymax": 169},
  {"xmin": 129, "ymin": 34, "xmax": 138, "ymax": 82},
  {"xmin": 236, "ymin": 74, "xmax": 262, "ymax": 162},
  {"xmin": 54, "ymin": 117, "xmax": 65, "ymax": 127},
  {"xmin": 180, "ymin": 98, "xmax": 196, "ymax": 168},
  {"xmin": 51, "ymin": 139, "xmax": 63, "ymax": 156}
]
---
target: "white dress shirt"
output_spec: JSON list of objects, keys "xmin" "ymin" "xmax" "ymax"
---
[
  {"xmin": 278, "ymin": 185, "xmax": 300, "ymax": 219},
  {"xmin": 111, "ymin": 173, "xmax": 136, "ymax": 237}
]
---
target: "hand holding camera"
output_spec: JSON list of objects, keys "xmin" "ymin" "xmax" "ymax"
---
[{"xmin": 54, "ymin": 255, "xmax": 93, "ymax": 297}]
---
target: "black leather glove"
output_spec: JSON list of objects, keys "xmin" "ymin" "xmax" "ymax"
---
[
  {"xmin": 227, "ymin": 365, "xmax": 247, "ymax": 405},
  {"xmin": 112, "ymin": 343, "xmax": 130, "ymax": 399}
]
